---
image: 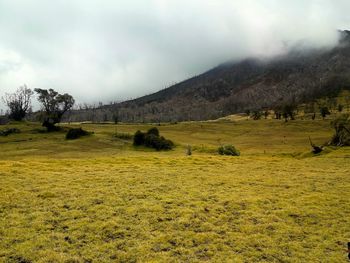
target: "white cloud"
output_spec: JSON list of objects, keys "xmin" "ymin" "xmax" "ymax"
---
[{"xmin": 0, "ymin": 0, "xmax": 349, "ymax": 110}]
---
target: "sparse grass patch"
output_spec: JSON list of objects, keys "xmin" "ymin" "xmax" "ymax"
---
[
  {"xmin": 113, "ymin": 132, "xmax": 133, "ymax": 140},
  {"xmin": 0, "ymin": 127, "xmax": 20, "ymax": 136},
  {"xmin": 191, "ymin": 145, "xmax": 217, "ymax": 154}
]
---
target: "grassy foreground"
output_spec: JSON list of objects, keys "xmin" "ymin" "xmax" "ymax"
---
[{"xmin": 0, "ymin": 119, "xmax": 349, "ymax": 262}]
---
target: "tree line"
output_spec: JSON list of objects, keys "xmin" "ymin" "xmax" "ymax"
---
[
  {"xmin": 2, "ymin": 86, "xmax": 74, "ymax": 131},
  {"xmin": 246, "ymin": 99, "xmax": 348, "ymax": 122},
  {"xmin": 2, "ymin": 85, "xmax": 349, "ymax": 126}
]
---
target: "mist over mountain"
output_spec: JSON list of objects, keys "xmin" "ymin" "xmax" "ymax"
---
[
  {"xmin": 65, "ymin": 30, "xmax": 350, "ymax": 122},
  {"xmin": 1, "ymin": 0, "xmax": 350, "ymax": 111}
]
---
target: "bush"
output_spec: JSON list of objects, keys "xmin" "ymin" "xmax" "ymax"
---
[
  {"xmin": 133, "ymin": 127, "xmax": 174, "ymax": 150},
  {"xmin": 147, "ymin": 127, "xmax": 159, "ymax": 136},
  {"xmin": 218, "ymin": 145, "xmax": 240, "ymax": 156},
  {"xmin": 144, "ymin": 134, "xmax": 174, "ymax": 150},
  {"xmin": 0, "ymin": 116, "xmax": 9, "ymax": 125},
  {"xmin": 144, "ymin": 134, "xmax": 159, "ymax": 148},
  {"xmin": 329, "ymin": 114, "xmax": 350, "ymax": 146},
  {"xmin": 186, "ymin": 145, "xmax": 192, "ymax": 156},
  {"xmin": 133, "ymin": 130, "xmax": 145, "ymax": 146},
  {"xmin": 66, "ymin": 128, "xmax": 91, "ymax": 140},
  {"xmin": 0, "ymin": 128, "xmax": 20, "ymax": 136}
]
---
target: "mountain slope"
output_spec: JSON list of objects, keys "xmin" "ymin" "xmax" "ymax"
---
[{"xmin": 74, "ymin": 30, "xmax": 350, "ymax": 123}]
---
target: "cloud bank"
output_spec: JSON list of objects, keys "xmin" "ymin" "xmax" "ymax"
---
[{"xmin": 0, "ymin": 0, "xmax": 350, "ymax": 109}]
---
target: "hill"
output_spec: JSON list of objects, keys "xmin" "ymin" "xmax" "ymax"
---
[{"xmin": 66, "ymin": 30, "xmax": 350, "ymax": 123}]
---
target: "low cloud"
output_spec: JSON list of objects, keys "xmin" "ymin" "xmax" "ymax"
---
[{"xmin": 0, "ymin": 0, "xmax": 349, "ymax": 110}]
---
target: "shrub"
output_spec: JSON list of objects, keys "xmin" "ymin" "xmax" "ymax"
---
[
  {"xmin": 66, "ymin": 128, "xmax": 91, "ymax": 140},
  {"xmin": 0, "ymin": 116, "xmax": 9, "ymax": 125},
  {"xmin": 186, "ymin": 145, "xmax": 192, "ymax": 156},
  {"xmin": 329, "ymin": 114, "xmax": 350, "ymax": 146},
  {"xmin": 144, "ymin": 134, "xmax": 159, "ymax": 148},
  {"xmin": 147, "ymin": 127, "xmax": 159, "ymax": 137},
  {"xmin": 218, "ymin": 145, "xmax": 240, "ymax": 156},
  {"xmin": 144, "ymin": 134, "xmax": 174, "ymax": 150},
  {"xmin": 133, "ymin": 130, "xmax": 145, "ymax": 146},
  {"xmin": 133, "ymin": 128, "xmax": 174, "ymax": 150},
  {"xmin": 0, "ymin": 128, "xmax": 20, "ymax": 136}
]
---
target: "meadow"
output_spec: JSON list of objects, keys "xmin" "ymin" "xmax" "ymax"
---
[{"xmin": 0, "ymin": 118, "xmax": 349, "ymax": 262}]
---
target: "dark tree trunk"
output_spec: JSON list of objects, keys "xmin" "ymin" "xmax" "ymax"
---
[{"xmin": 42, "ymin": 119, "xmax": 59, "ymax": 132}]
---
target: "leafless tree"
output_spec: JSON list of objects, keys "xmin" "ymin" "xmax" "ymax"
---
[{"xmin": 2, "ymin": 85, "xmax": 33, "ymax": 121}]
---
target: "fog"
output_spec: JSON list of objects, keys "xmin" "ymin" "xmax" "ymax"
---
[{"xmin": 0, "ymin": 0, "xmax": 350, "ymax": 110}]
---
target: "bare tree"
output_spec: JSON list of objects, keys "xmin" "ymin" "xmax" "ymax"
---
[
  {"xmin": 35, "ymin": 88, "xmax": 75, "ymax": 131},
  {"xmin": 2, "ymin": 85, "xmax": 33, "ymax": 121}
]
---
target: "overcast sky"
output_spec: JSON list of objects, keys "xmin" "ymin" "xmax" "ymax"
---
[{"xmin": 1, "ymin": 0, "xmax": 350, "ymax": 109}]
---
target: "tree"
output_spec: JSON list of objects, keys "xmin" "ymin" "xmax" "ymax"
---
[
  {"xmin": 264, "ymin": 110, "xmax": 269, "ymax": 119},
  {"xmin": 282, "ymin": 111, "xmax": 289, "ymax": 122},
  {"xmin": 2, "ymin": 85, "xmax": 33, "ymax": 121},
  {"xmin": 273, "ymin": 106, "xmax": 283, "ymax": 120},
  {"xmin": 35, "ymin": 88, "xmax": 75, "ymax": 131},
  {"xmin": 282, "ymin": 104, "xmax": 296, "ymax": 122},
  {"xmin": 245, "ymin": 109, "xmax": 250, "ymax": 120},
  {"xmin": 252, "ymin": 110, "xmax": 262, "ymax": 120},
  {"xmin": 274, "ymin": 110, "xmax": 281, "ymax": 120},
  {"xmin": 320, "ymin": 106, "xmax": 330, "ymax": 120},
  {"xmin": 112, "ymin": 108, "xmax": 119, "ymax": 124},
  {"xmin": 338, "ymin": 104, "xmax": 344, "ymax": 112},
  {"xmin": 312, "ymin": 113, "xmax": 316, "ymax": 120},
  {"xmin": 103, "ymin": 113, "xmax": 108, "ymax": 122}
]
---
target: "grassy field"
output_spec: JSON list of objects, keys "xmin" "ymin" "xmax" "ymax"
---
[{"xmin": 0, "ymin": 118, "xmax": 349, "ymax": 262}]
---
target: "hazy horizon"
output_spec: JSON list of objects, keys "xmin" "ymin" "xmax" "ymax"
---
[{"xmin": 1, "ymin": 0, "xmax": 350, "ymax": 110}]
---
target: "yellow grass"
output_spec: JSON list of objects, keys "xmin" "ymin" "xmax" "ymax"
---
[{"xmin": 0, "ymin": 119, "xmax": 349, "ymax": 262}]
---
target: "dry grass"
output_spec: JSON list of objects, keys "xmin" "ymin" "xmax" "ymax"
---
[{"xmin": 0, "ymin": 119, "xmax": 349, "ymax": 262}]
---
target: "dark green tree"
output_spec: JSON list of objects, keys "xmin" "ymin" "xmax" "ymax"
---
[
  {"xmin": 282, "ymin": 104, "xmax": 296, "ymax": 121},
  {"xmin": 35, "ymin": 88, "xmax": 75, "ymax": 131},
  {"xmin": 338, "ymin": 104, "xmax": 344, "ymax": 112},
  {"xmin": 312, "ymin": 113, "xmax": 316, "ymax": 120},
  {"xmin": 264, "ymin": 110, "xmax": 269, "ymax": 119},
  {"xmin": 320, "ymin": 106, "xmax": 331, "ymax": 120},
  {"xmin": 112, "ymin": 108, "xmax": 119, "ymax": 124},
  {"xmin": 252, "ymin": 111, "xmax": 262, "ymax": 120},
  {"xmin": 245, "ymin": 109, "xmax": 250, "ymax": 119}
]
